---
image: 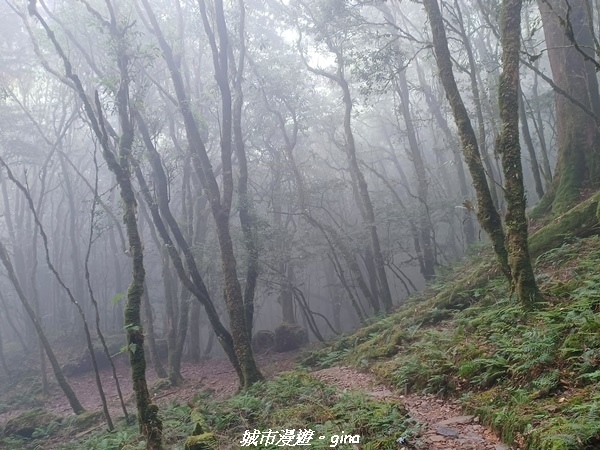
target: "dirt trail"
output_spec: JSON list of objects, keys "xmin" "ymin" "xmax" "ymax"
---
[{"xmin": 312, "ymin": 366, "xmax": 513, "ymax": 450}]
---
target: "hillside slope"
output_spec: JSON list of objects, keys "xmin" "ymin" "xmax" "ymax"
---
[{"xmin": 304, "ymin": 232, "xmax": 600, "ymax": 449}]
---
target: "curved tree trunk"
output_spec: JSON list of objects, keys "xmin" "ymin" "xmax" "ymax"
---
[{"xmin": 139, "ymin": 0, "xmax": 262, "ymax": 388}]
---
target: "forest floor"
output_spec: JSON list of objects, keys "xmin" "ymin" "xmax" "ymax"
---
[
  {"xmin": 0, "ymin": 350, "xmax": 301, "ymax": 448},
  {"xmin": 46, "ymin": 350, "xmax": 300, "ymax": 419},
  {"xmin": 0, "ymin": 344, "xmax": 513, "ymax": 449}
]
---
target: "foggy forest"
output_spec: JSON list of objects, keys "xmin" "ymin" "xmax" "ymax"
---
[{"xmin": 1, "ymin": 0, "xmax": 600, "ymax": 449}]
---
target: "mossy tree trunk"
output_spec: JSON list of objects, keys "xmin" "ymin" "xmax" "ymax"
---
[
  {"xmin": 119, "ymin": 159, "xmax": 162, "ymax": 448},
  {"xmin": 28, "ymin": 4, "xmax": 163, "ymax": 446},
  {"xmin": 423, "ymin": 0, "xmax": 511, "ymax": 281},
  {"xmin": 109, "ymin": 21, "xmax": 163, "ymax": 449},
  {"xmin": 454, "ymin": 0, "xmax": 502, "ymax": 209},
  {"xmin": 496, "ymin": 0, "xmax": 540, "ymax": 305},
  {"xmin": 536, "ymin": 0, "xmax": 600, "ymax": 214}
]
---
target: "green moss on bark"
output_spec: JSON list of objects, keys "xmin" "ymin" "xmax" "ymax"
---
[
  {"xmin": 529, "ymin": 192, "xmax": 600, "ymax": 257},
  {"xmin": 184, "ymin": 433, "xmax": 217, "ymax": 450},
  {"xmin": 551, "ymin": 111, "xmax": 588, "ymax": 215},
  {"xmin": 3, "ymin": 408, "xmax": 59, "ymax": 438}
]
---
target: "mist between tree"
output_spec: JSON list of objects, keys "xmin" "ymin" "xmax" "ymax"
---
[{"xmin": 0, "ymin": 0, "xmax": 594, "ymax": 448}]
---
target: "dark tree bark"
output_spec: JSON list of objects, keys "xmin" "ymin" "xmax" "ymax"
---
[
  {"xmin": 139, "ymin": 0, "xmax": 262, "ymax": 388},
  {"xmin": 423, "ymin": 0, "xmax": 511, "ymax": 281},
  {"xmin": 197, "ymin": 0, "xmax": 263, "ymax": 386},
  {"xmin": 230, "ymin": 0, "xmax": 260, "ymax": 337},
  {"xmin": 454, "ymin": 0, "xmax": 502, "ymax": 208}
]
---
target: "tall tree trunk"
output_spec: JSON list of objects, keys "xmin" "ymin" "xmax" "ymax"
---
[
  {"xmin": 536, "ymin": 0, "xmax": 600, "ymax": 213},
  {"xmin": 396, "ymin": 69, "xmax": 436, "ymax": 280},
  {"xmin": 497, "ymin": 0, "xmax": 539, "ymax": 305},
  {"xmin": 340, "ymin": 77, "xmax": 394, "ymax": 312},
  {"xmin": 197, "ymin": 0, "xmax": 263, "ymax": 387},
  {"xmin": 112, "ymin": 98, "xmax": 163, "ymax": 447},
  {"xmin": 455, "ymin": 0, "xmax": 502, "ymax": 208},
  {"xmin": 139, "ymin": 0, "xmax": 262, "ymax": 388},
  {"xmin": 231, "ymin": 0, "xmax": 260, "ymax": 337},
  {"xmin": 415, "ymin": 60, "xmax": 475, "ymax": 246},
  {"xmin": 423, "ymin": 0, "xmax": 511, "ymax": 281},
  {"xmin": 519, "ymin": 88, "xmax": 545, "ymax": 200},
  {"xmin": 531, "ymin": 73, "xmax": 553, "ymax": 186}
]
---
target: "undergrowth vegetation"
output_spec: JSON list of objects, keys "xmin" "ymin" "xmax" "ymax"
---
[
  {"xmin": 304, "ymin": 236, "xmax": 600, "ymax": 449},
  {"xmin": 195, "ymin": 371, "xmax": 416, "ymax": 449},
  {"xmin": 46, "ymin": 372, "xmax": 415, "ymax": 449}
]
